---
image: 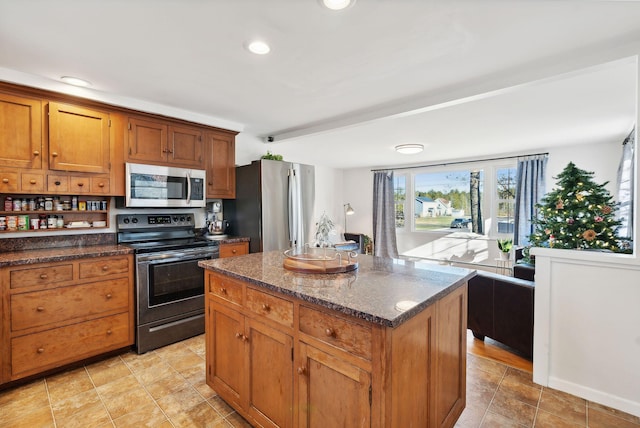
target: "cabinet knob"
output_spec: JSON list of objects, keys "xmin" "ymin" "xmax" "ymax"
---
[
  {"xmin": 232, "ymin": 249, "xmax": 237, "ymax": 254},
  {"xmin": 297, "ymin": 367, "xmax": 306, "ymax": 375},
  {"xmin": 106, "ymin": 329, "xmax": 112, "ymax": 335},
  {"xmin": 98, "ymin": 182, "xmax": 105, "ymax": 187},
  {"xmin": 235, "ymin": 332, "xmax": 242, "ymax": 339},
  {"xmin": 162, "ymin": 148, "xmax": 168, "ymax": 153},
  {"xmin": 2, "ymin": 178, "xmax": 8, "ymax": 184},
  {"xmin": 37, "ymin": 348, "xmax": 45, "ymax": 354},
  {"xmin": 220, "ymin": 287, "xmax": 227, "ymax": 294},
  {"xmin": 77, "ymin": 182, "xmax": 84, "ymax": 187},
  {"xmin": 106, "ymin": 293, "xmax": 112, "ymax": 299},
  {"xmin": 102, "ymin": 265, "xmax": 109, "ymax": 271},
  {"xmin": 208, "ymin": 181, "xmax": 213, "ymax": 185},
  {"xmin": 39, "ymin": 273, "xmax": 48, "ymax": 280},
  {"xmin": 36, "ymin": 306, "xmax": 45, "ymax": 312},
  {"xmin": 29, "ymin": 179, "xmax": 37, "ymax": 184},
  {"xmin": 242, "ymin": 335, "xmax": 249, "ymax": 342},
  {"xmin": 325, "ymin": 327, "xmax": 335, "ymax": 337},
  {"xmin": 262, "ymin": 303, "xmax": 270, "ymax": 312},
  {"xmin": 33, "ymin": 150, "xmax": 40, "ymax": 156},
  {"xmin": 51, "ymin": 152, "xmax": 58, "ymax": 157},
  {"xmin": 54, "ymin": 181, "xmax": 61, "ymax": 186}
]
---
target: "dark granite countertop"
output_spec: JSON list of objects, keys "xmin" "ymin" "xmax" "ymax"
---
[
  {"xmin": 0, "ymin": 244, "xmax": 135, "ymax": 267},
  {"xmin": 199, "ymin": 251, "xmax": 475, "ymax": 328}
]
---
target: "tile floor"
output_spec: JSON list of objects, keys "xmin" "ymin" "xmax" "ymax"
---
[{"xmin": 1, "ymin": 334, "xmax": 638, "ymax": 428}]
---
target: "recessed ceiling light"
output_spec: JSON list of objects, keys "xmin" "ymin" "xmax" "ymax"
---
[
  {"xmin": 247, "ymin": 40, "xmax": 270, "ymax": 55},
  {"xmin": 60, "ymin": 76, "xmax": 92, "ymax": 87},
  {"xmin": 395, "ymin": 144, "xmax": 424, "ymax": 154},
  {"xmin": 321, "ymin": 0, "xmax": 354, "ymax": 10}
]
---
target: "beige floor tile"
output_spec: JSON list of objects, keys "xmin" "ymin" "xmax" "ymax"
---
[
  {"xmin": 164, "ymin": 348, "xmax": 205, "ymax": 372},
  {"xmin": 209, "ymin": 395, "xmax": 236, "ymax": 418},
  {"xmin": 588, "ymin": 401, "xmax": 640, "ymax": 425},
  {"xmin": 489, "ymin": 389, "xmax": 537, "ymax": 427},
  {"xmin": 131, "ymin": 360, "xmax": 178, "ymax": 385},
  {"xmin": 156, "ymin": 384, "xmax": 205, "ymax": 417},
  {"xmin": 53, "ymin": 400, "xmax": 111, "ymax": 428},
  {"xmin": 0, "ymin": 379, "xmax": 50, "ymax": 420},
  {"xmin": 588, "ymin": 406, "xmax": 640, "ymax": 428},
  {"xmin": 112, "ymin": 403, "xmax": 168, "ymax": 428},
  {"xmin": 169, "ymin": 400, "xmax": 225, "ymax": 428},
  {"xmin": 480, "ymin": 410, "xmax": 524, "ymax": 428},
  {"xmin": 534, "ymin": 409, "xmax": 584, "ymax": 427},
  {"xmin": 120, "ymin": 350, "xmax": 163, "ymax": 373},
  {"xmin": 46, "ymin": 367, "xmax": 95, "ymax": 404},
  {"xmin": 537, "ymin": 388, "xmax": 586, "ymax": 426},
  {"xmin": 225, "ymin": 411, "xmax": 253, "ymax": 428},
  {"xmin": 51, "ymin": 388, "xmax": 104, "ymax": 420},
  {"xmin": 97, "ymin": 376, "xmax": 156, "ymax": 420},
  {"xmin": 145, "ymin": 370, "xmax": 191, "ymax": 400},
  {"xmin": 498, "ymin": 374, "xmax": 542, "ymax": 407},
  {"xmin": 455, "ymin": 402, "xmax": 486, "ymax": 428},
  {"xmin": 86, "ymin": 357, "xmax": 132, "ymax": 387},
  {"xmin": 468, "ymin": 353, "xmax": 509, "ymax": 378},
  {"xmin": 181, "ymin": 363, "xmax": 217, "ymax": 399},
  {"xmin": 182, "ymin": 334, "xmax": 206, "ymax": 356},
  {"xmin": 2, "ymin": 405, "xmax": 55, "ymax": 428}
]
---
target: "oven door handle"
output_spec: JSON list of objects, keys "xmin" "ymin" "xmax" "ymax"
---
[{"xmin": 138, "ymin": 253, "xmax": 217, "ymax": 264}]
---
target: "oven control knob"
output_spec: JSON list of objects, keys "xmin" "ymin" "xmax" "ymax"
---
[
  {"xmin": 132, "ymin": 218, "xmax": 138, "ymax": 224},
  {"xmin": 173, "ymin": 216, "xmax": 178, "ymax": 223},
  {"xmin": 187, "ymin": 216, "xmax": 192, "ymax": 222},
  {"xmin": 123, "ymin": 218, "xmax": 130, "ymax": 224},
  {"xmin": 180, "ymin": 216, "xmax": 186, "ymax": 222}
]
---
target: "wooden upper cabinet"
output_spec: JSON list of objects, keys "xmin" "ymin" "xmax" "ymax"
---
[
  {"xmin": 168, "ymin": 125, "xmax": 204, "ymax": 168},
  {"xmin": 127, "ymin": 117, "xmax": 168, "ymax": 164},
  {"xmin": 127, "ymin": 117, "xmax": 203, "ymax": 168},
  {"xmin": 48, "ymin": 102, "xmax": 110, "ymax": 174},
  {"xmin": 0, "ymin": 92, "xmax": 43, "ymax": 169},
  {"xmin": 205, "ymin": 131, "xmax": 236, "ymax": 198}
]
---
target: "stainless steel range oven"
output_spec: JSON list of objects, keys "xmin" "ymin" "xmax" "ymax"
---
[{"xmin": 117, "ymin": 213, "xmax": 218, "ymax": 353}]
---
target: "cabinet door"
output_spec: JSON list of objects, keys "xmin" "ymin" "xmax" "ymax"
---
[
  {"xmin": 0, "ymin": 92, "xmax": 42, "ymax": 169},
  {"xmin": 168, "ymin": 125, "xmax": 204, "ymax": 168},
  {"xmin": 246, "ymin": 319, "xmax": 293, "ymax": 428},
  {"xmin": 298, "ymin": 343, "xmax": 371, "ymax": 428},
  {"xmin": 48, "ymin": 102, "xmax": 110, "ymax": 173},
  {"xmin": 127, "ymin": 117, "xmax": 167, "ymax": 164},
  {"xmin": 205, "ymin": 131, "xmax": 235, "ymax": 198},
  {"xmin": 207, "ymin": 302, "xmax": 245, "ymax": 409}
]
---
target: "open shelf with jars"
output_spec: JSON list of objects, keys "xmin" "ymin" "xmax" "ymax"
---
[{"xmin": 0, "ymin": 195, "xmax": 109, "ymax": 232}]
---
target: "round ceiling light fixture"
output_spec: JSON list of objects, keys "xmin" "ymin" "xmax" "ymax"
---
[
  {"xmin": 60, "ymin": 76, "xmax": 92, "ymax": 87},
  {"xmin": 321, "ymin": 0, "xmax": 354, "ymax": 11},
  {"xmin": 246, "ymin": 40, "xmax": 271, "ymax": 55},
  {"xmin": 395, "ymin": 144, "xmax": 424, "ymax": 154}
]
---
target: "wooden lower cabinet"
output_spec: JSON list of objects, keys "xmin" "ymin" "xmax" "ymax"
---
[
  {"xmin": 205, "ymin": 271, "xmax": 467, "ymax": 428},
  {"xmin": 0, "ymin": 254, "xmax": 135, "ymax": 384}
]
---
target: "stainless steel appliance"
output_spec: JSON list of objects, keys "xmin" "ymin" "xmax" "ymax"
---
[
  {"xmin": 224, "ymin": 159, "xmax": 315, "ymax": 253},
  {"xmin": 123, "ymin": 163, "xmax": 206, "ymax": 208},
  {"xmin": 116, "ymin": 213, "xmax": 218, "ymax": 353}
]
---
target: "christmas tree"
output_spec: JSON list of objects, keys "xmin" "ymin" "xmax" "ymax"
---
[{"xmin": 529, "ymin": 162, "xmax": 623, "ymax": 251}]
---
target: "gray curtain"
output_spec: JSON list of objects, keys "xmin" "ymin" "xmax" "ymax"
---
[
  {"xmin": 617, "ymin": 128, "xmax": 635, "ymax": 239},
  {"xmin": 513, "ymin": 155, "xmax": 548, "ymax": 246},
  {"xmin": 373, "ymin": 171, "xmax": 399, "ymax": 258}
]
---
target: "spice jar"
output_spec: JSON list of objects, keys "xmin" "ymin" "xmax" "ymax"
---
[
  {"xmin": 39, "ymin": 214, "xmax": 47, "ymax": 229},
  {"xmin": 4, "ymin": 197, "xmax": 12, "ymax": 211},
  {"xmin": 44, "ymin": 198, "xmax": 53, "ymax": 211}
]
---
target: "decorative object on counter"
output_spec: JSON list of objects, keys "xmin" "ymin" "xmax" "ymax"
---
[
  {"xmin": 529, "ymin": 161, "xmax": 630, "ymax": 252},
  {"xmin": 260, "ymin": 151, "xmax": 283, "ymax": 161},
  {"xmin": 497, "ymin": 238, "xmax": 513, "ymax": 260},
  {"xmin": 283, "ymin": 245, "xmax": 358, "ymax": 273},
  {"xmin": 314, "ymin": 212, "xmax": 334, "ymax": 248},
  {"xmin": 363, "ymin": 234, "xmax": 373, "ymax": 255},
  {"xmin": 343, "ymin": 202, "xmax": 355, "ymax": 232}
]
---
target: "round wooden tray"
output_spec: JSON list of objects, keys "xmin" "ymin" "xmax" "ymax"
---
[{"xmin": 283, "ymin": 248, "xmax": 358, "ymax": 274}]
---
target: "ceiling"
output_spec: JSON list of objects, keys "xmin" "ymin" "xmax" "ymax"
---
[{"xmin": 0, "ymin": 0, "xmax": 638, "ymax": 169}]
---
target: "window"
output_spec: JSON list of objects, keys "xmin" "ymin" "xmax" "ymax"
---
[
  {"xmin": 394, "ymin": 175, "xmax": 406, "ymax": 228},
  {"xmin": 414, "ymin": 169, "xmax": 484, "ymax": 232},
  {"xmin": 496, "ymin": 167, "xmax": 516, "ymax": 234}
]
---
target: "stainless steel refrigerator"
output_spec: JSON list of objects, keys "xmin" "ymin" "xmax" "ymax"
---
[{"xmin": 223, "ymin": 159, "xmax": 315, "ymax": 253}]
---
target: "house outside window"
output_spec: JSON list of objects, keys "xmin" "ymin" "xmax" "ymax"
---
[
  {"xmin": 394, "ymin": 175, "xmax": 406, "ymax": 228},
  {"xmin": 496, "ymin": 166, "xmax": 517, "ymax": 234}
]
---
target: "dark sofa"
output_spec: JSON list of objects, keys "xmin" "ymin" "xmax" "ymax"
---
[{"xmin": 467, "ymin": 270, "xmax": 535, "ymax": 358}]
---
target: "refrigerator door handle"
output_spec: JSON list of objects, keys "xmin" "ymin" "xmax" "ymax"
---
[{"xmin": 288, "ymin": 167, "xmax": 298, "ymax": 247}]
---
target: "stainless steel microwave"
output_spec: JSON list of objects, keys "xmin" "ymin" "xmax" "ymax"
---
[{"xmin": 125, "ymin": 163, "xmax": 206, "ymax": 208}]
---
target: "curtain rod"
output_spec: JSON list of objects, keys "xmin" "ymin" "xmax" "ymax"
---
[{"xmin": 371, "ymin": 152, "xmax": 549, "ymax": 172}]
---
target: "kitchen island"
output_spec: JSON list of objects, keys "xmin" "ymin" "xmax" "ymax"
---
[{"xmin": 199, "ymin": 251, "xmax": 474, "ymax": 428}]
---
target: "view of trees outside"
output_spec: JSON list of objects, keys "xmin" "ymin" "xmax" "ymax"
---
[
  {"xmin": 414, "ymin": 170, "xmax": 484, "ymax": 231},
  {"xmin": 394, "ymin": 175, "xmax": 406, "ymax": 228},
  {"xmin": 496, "ymin": 167, "xmax": 517, "ymax": 233}
]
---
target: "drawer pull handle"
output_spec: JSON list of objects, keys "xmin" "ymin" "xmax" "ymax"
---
[
  {"xmin": 242, "ymin": 335, "xmax": 249, "ymax": 342},
  {"xmin": 30, "ymin": 179, "xmax": 37, "ymax": 184},
  {"xmin": 36, "ymin": 306, "xmax": 45, "ymax": 312},
  {"xmin": 39, "ymin": 273, "xmax": 48, "ymax": 279},
  {"xmin": 98, "ymin": 182, "xmax": 105, "ymax": 187},
  {"xmin": 2, "ymin": 178, "xmax": 8, "ymax": 183},
  {"xmin": 235, "ymin": 332, "xmax": 242, "ymax": 339},
  {"xmin": 232, "ymin": 249, "xmax": 237, "ymax": 254},
  {"xmin": 77, "ymin": 182, "xmax": 84, "ymax": 187},
  {"xmin": 102, "ymin": 265, "xmax": 109, "ymax": 271},
  {"xmin": 106, "ymin": 329, "xmax": 112, "ymax": 335},
  {"xmin": 37, "ymin": 348, "xmax": 45, "ymax": 354},
  {"xmin": 220, "ymin": 287, "xmax": 227, "ymax": 294},
  {"xmin": 106, "ymin": 293, "xmax": 112, "ymax": 299},
  {"xmin": 52, "ymin": 152, "xmax": 58, "ymax": 157},
  {"xmin": 208, "ymin": 181, "xmax": 213, "ymax": 185},
  {"xmin": 325, "ymin": 327, "xmax": 335, "ymax": 337},
  {"xmin": 297, "ymin": 367, "xmax": 306, "ymax": 375},
  {"xmin": 262, "ymin": 303, "xmax": 270, "ymax": 312},
  {"xmin": 54, "ymin": 181, "xmax": 61, "ymax": 186}
]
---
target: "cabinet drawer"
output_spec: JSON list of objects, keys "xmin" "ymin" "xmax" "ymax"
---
[
  {"xmin": 47, "ymin": 174, "xmax": 69, "ymax": 192},
  {"xmin": 11, "ymin": 277, "xmax": 130, "ymax": 332},
  {"xmin": 70, "ymin": 176, "xmax": 91, "ymax": 193},
  {"xmin": 10, "ymin": 264, "xmax": 74, "ymax": 289},
  {"xmin": 90, "ymin": 177, "xmax": 110, "ymax": 194},
  {"xmin": 79, "ymin": 256, "xmax": 130, "ymax": 279},
  {"xmin": 299, "ymin": 305, "xmax": 372, "ymax": 360},
  {"xmin": 246, "ymin": 288, "xmax": 293, "ymax": 327},
  {"xmin": 220, "ymin": 242, "xmax": 249, "ymax": 258},
  {"xmin": 11, "ymin": 312, "xmax": 130, "ymax": 378},
  {"xmin": 208, "ymin": 273, "xmax": 243, "ymax": 305},
  {"xmin": 21, "ymin": 172, "xmax": 45, "ymax": 192},
  {"xmin": 0, "ymin": 170, "xmax": 19, "ymax": 192}
]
